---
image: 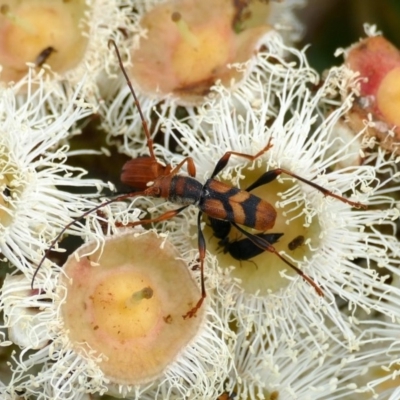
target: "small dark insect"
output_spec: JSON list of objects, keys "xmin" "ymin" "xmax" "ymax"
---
[
  {"xmin": 140, "ymin": 286, "xmax": 153, "ymax": 299},
  {"xmin": 163, "ymin": 314, "xmax": 173, "ymax": 324},
  {"xmin": 2, "ymin": 185, "xmax": 11, "ymax": 198},
  {"xmin": 35, "ymin": 46, "xmax": 56, "ymax": 67},
  {"xmin": 171, "ymin": 11, "xmax": 182, "ymax": 22},
  {"xmin": 32, "ymin": 40, "xmax": 367, "ymax": 320},
  {"xmin": 288, "ymin": 235, "xmax": 305, "ymax": 251},
  {"xmin": 219, "ymin": 231, "xmax": 283, "ymax": 263},
  {"xmin": 270, "ymin": 390, "xmax": 279, "ymax": 400}
]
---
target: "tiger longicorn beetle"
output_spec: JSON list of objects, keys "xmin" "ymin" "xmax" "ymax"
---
[{"xmin": 32, "ymin": 40, "xmax": 367, "ymax": 319}]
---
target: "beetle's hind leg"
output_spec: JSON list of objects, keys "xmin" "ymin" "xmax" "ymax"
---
[{"xmin": 232, "ymin": 222, "xmax": 323, "ymax": 297}]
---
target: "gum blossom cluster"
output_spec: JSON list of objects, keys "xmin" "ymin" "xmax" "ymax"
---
[{"xmin": 0, "ymin": 2, "xmax": 399, "ymax": 400}]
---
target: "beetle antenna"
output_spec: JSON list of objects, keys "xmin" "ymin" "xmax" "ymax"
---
[
  {"xmin": 32, "ymin": 41, "xmax": 157, "ymax": 289},
  {"xmin": 108, "ymin": 39, "xmax": 156, "ymax": 160},
  {"xmin": 31, "ymin": 191, "xmax": 146, "ymax": 289}
]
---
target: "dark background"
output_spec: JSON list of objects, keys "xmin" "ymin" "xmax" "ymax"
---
[{"xmin": 298, "ymin": 0, "xmax": 400, "ymax": 72}]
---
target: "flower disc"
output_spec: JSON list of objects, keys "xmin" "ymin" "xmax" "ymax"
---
[{"xmin": 60, "ymin": 231, "xmax": 204, "ymax": 385}]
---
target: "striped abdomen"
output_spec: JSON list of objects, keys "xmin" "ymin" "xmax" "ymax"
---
[{"xmin": 199, "ymin": 179, "xmax": 276, "ymax": 231}]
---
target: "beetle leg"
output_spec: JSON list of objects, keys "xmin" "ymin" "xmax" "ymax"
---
[
  {"xmin": 245, "ymin": 170, "xmax": 279, "ymax": 192},
  {"xmin": 183, "ymin": 211, "xmax": 207, "ymax": 319},
  {"xmin": 232, "ymin": 222, "xmax": 324, "ymax": 297},
  {"xmin": 116, "ymin": 205, "xmax": 189, "ymax": 228},
  {"xmin": 170, "ymin": 157, "xmax": 197, "ymax": 177},
  {"xmin": 210, "ymin": 138, "xmax": 273, "ymax": 179},
  {"xmin": 248, "ymin": 168, "xmax": 366, "ymax": 209}
]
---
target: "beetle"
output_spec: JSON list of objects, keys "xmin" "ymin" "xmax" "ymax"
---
[
  {"xmin": 32, "ymin": 40, "xmax": 366, "ymax": 319},
  {"xmin": 218, "ymin": 231, "xmax": 284, "ymax": 264},
  {"xmin": 208, "ymin": 216, "xmax": 284, "ymax": 263},
  {"xmin": 35, "ymin": 46, "xmax": 56, "ymax": 68},
  {"xmin": 288, "ymin": 235, "xmax": 305, "ymax": 251},
  {"xmin": 210, "ymin": 218, "xmax": 316, "ymax": 282},
  {"xmin": 210, "ymin": 214, "xmax": 302, "ymax": 263}
]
